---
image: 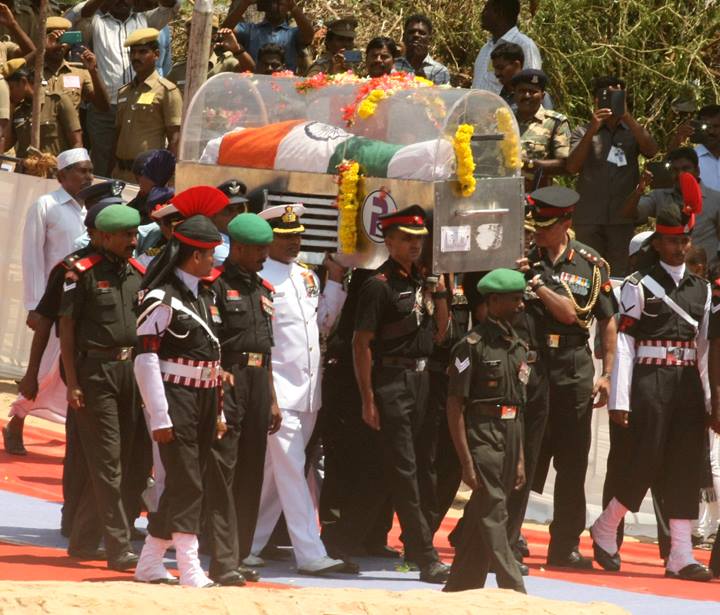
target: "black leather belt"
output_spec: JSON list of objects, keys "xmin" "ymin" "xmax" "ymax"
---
[
  {"xmin": 116, "ymin": 158, "xmax": 134, "ymax": 171},
  {"xmin": 375, "ymin": 356, "xmax": 428, "ymax": 372},
  {"xmin": 81, "ymin": 346, "xmax": 134, "ymax": 361},
  {"xmin": 224, "ymin": 351, "xmax": 270, "ymax": 368},
  {"xmin": 469, "ymin": 402, "xmax": 518, "ymax": 420},
  {"xmin": 545, "ymin": 333, "xmax": 588, "ymax": 349}
]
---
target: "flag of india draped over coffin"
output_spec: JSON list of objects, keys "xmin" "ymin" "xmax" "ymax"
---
[{"xmin": 200, "ymin": 119, "xmax": 456, "ymax": 180}]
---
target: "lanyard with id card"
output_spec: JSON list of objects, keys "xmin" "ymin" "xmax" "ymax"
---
[{"xmin": 607, "ymin": 144, "xmax": 627, "ymax": 167}]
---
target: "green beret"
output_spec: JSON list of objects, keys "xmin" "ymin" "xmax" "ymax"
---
[
  {"xmin": 94, "ymin": 204, "xmax": 141, "ymax": 232},
  {"xmin": 228, "ymin": 213, "xmax": 274, "ymax": 245},
  {"xmin": 477, "ymin": 268, "xmax": 526, "ymax": 295}
]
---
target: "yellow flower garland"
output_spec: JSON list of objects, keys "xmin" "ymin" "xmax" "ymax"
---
[
  {"xmin": 358, "ymin": 89, "xmax": 387, "ymax": 119},
  {"xmin": 495, "ymin": 107, "xmax": 522, "ymax": 171},
  {"xmin": 453, "ymin": 124, "xmax": 477, "ymax": 197},
  {"xmin": 336, "ymin": 160, "xmax": 362, "ymax": 254}
]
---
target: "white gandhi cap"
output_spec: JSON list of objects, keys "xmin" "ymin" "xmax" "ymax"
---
[{"xmin": 57, "ymin": 148, "xmax": 91, "ymax": 171}]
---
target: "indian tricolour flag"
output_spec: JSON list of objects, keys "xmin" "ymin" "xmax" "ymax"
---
[{"xmin": 200, "ymin": 119, "xmax": 454, "ymax": 181}]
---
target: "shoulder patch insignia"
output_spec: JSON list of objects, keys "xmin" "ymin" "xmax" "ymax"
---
[
  {"xmin": 128, "ymin": 257, "xmax": 146, "ymax": 274},
  {"xmin": 73, "ymin": 253, "xmax": 103, "ymax": 272},
  {"xmin": 261, "ymin": 278, "xmax": 275, "ymax": 293},
  {"xmin": 203, "ymin": 267, "xmax": 224, "ymax": 283}
]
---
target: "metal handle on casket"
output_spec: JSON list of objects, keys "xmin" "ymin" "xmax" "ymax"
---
[{"xmin": 453, "ymin": 208, "xmax": 510, "ymax": 216}]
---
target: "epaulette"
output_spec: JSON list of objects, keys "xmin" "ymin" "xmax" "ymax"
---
[
  {"xmin": 202, "ymin": 266, "xmax": 224, "ymax": 283},
  {"xmin": 72, "ymin": 253, "xmax": 103, "ymax": 273},
  {"xmin": 297, "ymin": 261, "xmax": 310, "ymax": 269},
  {"xmin": 159, "ymin": 76, "xmax": 179, "ymax": 91},
  {"xmin": 576, "ymin": 246, "xmax": 606, "ymax": 268},
  {"xmin": 261, "ymin": 278, "xmax": 275, "ymax": 293},
  {"xmin": 466, "ymin": 331, "xmax": 482, "ymax": 345},
  {"xmin": 61, "ymin": 248, "xmax": 87, "ymax": 270},
  {"xmin": 544, "ymin": 108, "xmax": 567, "ymax": 121},
  {"xmin": 625, "ymin": 271, "xmax": 642, "ymax": 286},
  {"xmin": 128, "ymin": 258, "xmax": 146, "ymax": 274}
]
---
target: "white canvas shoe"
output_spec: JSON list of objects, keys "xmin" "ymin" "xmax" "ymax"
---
[{"xmin": 297, "ymin": 556, "xmax": 345, "ymax": 576}]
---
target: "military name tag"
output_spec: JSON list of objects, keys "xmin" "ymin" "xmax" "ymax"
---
[
  {"xmin": 226, "ymin": 289, "xmax": 241, "ymax": 301},
  {"xmin": 261, "ymin": 295, "xmax": 274, "ymax": 316},
  {"xmin": 209, "ymin": 305, "xmax": 222, "ymax": 323}
]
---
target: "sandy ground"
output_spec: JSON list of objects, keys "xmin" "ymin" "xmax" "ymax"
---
[{"xmin": 0, "ymin": 582, "xmax": 628, "ymax": 615}]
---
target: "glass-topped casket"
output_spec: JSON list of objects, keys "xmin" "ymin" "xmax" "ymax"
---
[{"xmin": 179, "ymin": 72, "xmax": 524, "ymax": 271}]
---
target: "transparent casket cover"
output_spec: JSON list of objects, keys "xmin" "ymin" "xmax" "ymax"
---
[{"xmin": 180, "ymin": 73, "xmax": 521, "ymax": 182}]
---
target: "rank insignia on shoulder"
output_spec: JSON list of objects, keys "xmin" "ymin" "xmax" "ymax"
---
[
  {"xmin": 466, "ymin": 331, "xmax": 481, "ymax": 344},
  {"xmin": 454, "ymin": 356, "xmax": 470, "ymax": 373},
  {"xmin": 261, "ymin": 279, "xmax": 275, "ymax": 293}
]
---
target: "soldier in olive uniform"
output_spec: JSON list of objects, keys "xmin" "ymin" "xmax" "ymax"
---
[
  {"xmin": 513, "ymin": 69, "xmax": 571, "ymax": 192},
  {"xmin": 345, "ymin": 205, "xmax": 450, "ymax": 584},
  {"xmin": 443, "ymin": 268, "xmax": 529, "ymax": 593},
  {"xmin": 592, "ymin": 201, "xmax": 712, "ymax": 582},
  {"xmin": 204, "ymin": 213, "xmax": 277, "ymax": 586},
  {"xmin": 4, "ymin": 57, "xmax": 82, "ymax": 157},
  {"xmin": 23, "ymin": 182, "xmax": 123, "ymax": 541},
  {"xmin": 42, "ymin": 16, "xmax": 110, "ymax": 114},
  {"xmin": 113, "ymin": 28, "xmax": 182, "ymax": 182},
  {"xmin": 306, "ymin": 18, "xmax": 358, "ymax": 77},
  {"xmin": 59, "ymin": 205, "xmax": 145, "ymax": 571},
  {"xmin": 524, "ymin": 186, "xmax": 617, "ymax": 569},
  {"xmin": 133, "ymin": 211, "xmax": 225, "ymax": 588}
]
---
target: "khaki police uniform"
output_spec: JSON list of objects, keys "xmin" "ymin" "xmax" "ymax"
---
[
  {"xmin": 114, "ymin": 70, "xmax": 182, "ymax": 182},
  {"xmin": 43, "ymin": 61, "xmax": 94, "ymax": 112},
  {"xmin": 12, "ymin": 88, "xmax": 81, "ymax": 157}
]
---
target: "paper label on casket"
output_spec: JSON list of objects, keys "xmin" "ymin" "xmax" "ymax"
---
[
  {"xmin": 440, "ymin": 225, "xmax": 471, "ymax": 252},
  {"xmin": 474, "ymin": 223, "xmax": 504, "ymax": 250}
]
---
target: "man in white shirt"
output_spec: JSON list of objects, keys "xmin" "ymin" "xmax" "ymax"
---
[
  {"xmin": 472, "ymin": 0, "xmax": 541, "ymax": 93},
  {"xmin": 64, "ymin": 0, "xmax": 179, "ymax": 176},
  {"xmin": 3, "ymin": 148, "xmax": 92, "ymax": 455},
  {"xmin": 247, "ymin": 204, "xmax": 349, "ymax": 575}
]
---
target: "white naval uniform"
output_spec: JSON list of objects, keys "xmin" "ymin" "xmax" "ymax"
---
[
  {"xmin": 11, "ymin": 188, "xmax": 86, "ymax": 423},
  {"xmin": 251, "ymin": 257, "xmax": 346, "ymax": 567}
]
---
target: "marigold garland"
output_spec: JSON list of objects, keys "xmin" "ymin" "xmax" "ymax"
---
[
  {"xmin": 495, "ymin": 107, "xmax": 522, "ymax": 171},
  {"xmin": 453, "ymin": 124, "xmax": 477, "ymax": 197},
  {"xmin": 335, "ymin": 160, "xmax": 362, "ymax": 254}
]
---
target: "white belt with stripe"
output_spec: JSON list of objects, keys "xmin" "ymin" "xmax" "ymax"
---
[
  {"xmin": 159, "ymin": 358, "xmax": 221, "ymax": 388},
  {"xmin": 635, "ymin": 341, "xmax": 696, "ymax": 365}
]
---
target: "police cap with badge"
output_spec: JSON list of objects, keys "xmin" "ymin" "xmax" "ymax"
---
[
  {"xmin": 124, "ymin": 28, "xmax": 160, "ymax": 49},
  {"xmin": 77, "ymin": 180, "xmax": 126, "ymax": 210},
  {"xmin": 511, "ymin": 68, "xmax": 548, "ymax": 91},
  {"xmin": 327, "ymin": 17, "xmax": 358, "ymax": 40},
  {"xmin": 217, "ymin": 180, "xmax": 249, "ymax": 211},
  {"xmin": 259, "ymin": 204, "xmax": 306, "ymax": 234}
]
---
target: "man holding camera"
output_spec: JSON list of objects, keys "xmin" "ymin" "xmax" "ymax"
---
[
  {"xmin": 566, "ymin": 76, "xmax": 659, "ymax": 277},
  {"xmin": 306, "ymin": 17, "xmax": 357, "ymax": 78},
  {"xmin": 671, "ymin": 105, "xmax": 720, "ymax": 193},
  {"xmin": 42, "ymin": 16, "xmax": 110, "ymax": 114},
  {"xmin": 622, "ymin": 147, "xmax": 720, "ymax": 268},
  {"xmin": 224, "ymin": 0, "xmax": 314, "ymax": 73}
]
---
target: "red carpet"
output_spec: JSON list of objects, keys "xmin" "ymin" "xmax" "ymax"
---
[{"xmin": 3, "ymin": 420, "xmax": 720, "ymax": 600}]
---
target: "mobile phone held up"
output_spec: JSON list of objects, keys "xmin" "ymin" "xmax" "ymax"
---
[
  {"xmin": 645, "ymin": 161, "xmax": 674, "ymax": 190},
  {"xmin": 343, "ymin": 49, "xmax": 362, "ymax": 64},
  {"xmin": 59, "ymin": 30, "xmax": 83, "ymax": 45},
  {"xmin": 598, "ymin": 88, "xmax": 625, "ymax": 117},
  {"xmin": 690, "ymin": 119, "xmax": 708, "ymax": 144}
]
